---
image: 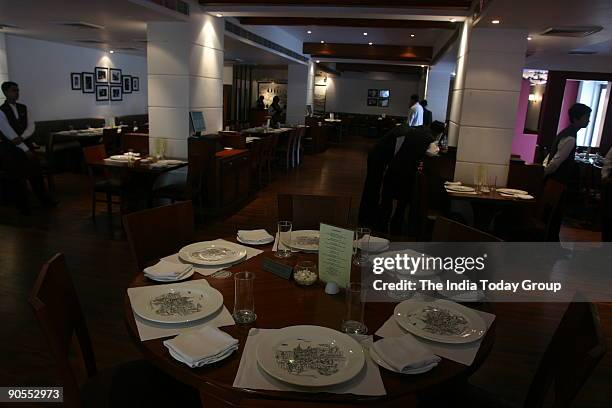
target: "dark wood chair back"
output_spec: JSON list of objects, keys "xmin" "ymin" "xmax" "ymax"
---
[
  {"xmin": 507, "ymin": 162, "xmax": 545, "ymax": 198},
  {"xmin": 122, "ymin": 132, "xmax": 149, "ymax": 155},
  {"xmin": 431, "ymin": 216, "xmax": 503, "ymax": 242},
  {"xmin": 525, "ymin": 300, "xmax": 606, "ymax": 408},
  {"xmin": 537, "ymin": 179, "xmax": 566, "ymax": 241},
  {"xmin": 123, "ymin": 201, "xmax": 195, "ymax": 273},
  {"xmin": 28, "ymin": 253, "xmax": 96, "ymax": 408},
  {"xmin": 278, "ymin": 193, "xmax": 352, "ymax": 230},
  {"xmin": 102, "ymin": 128, "xmax": 120, "ymax": 156},
  {"xmin": 82, "ymin": 144, "xmax": 108, "ymax": 182},
  {"xmin": 186, "ymin": 138, "xmax": 211, "ymax": 202}
]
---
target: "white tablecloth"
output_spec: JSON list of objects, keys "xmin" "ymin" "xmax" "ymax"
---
[{"xmin": 232, "ymin": 328, "xmax": 386, "ymax": 396}]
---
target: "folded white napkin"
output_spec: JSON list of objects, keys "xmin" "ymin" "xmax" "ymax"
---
[
  {"xmin": 444, "ymin": 181, "xmax": 462, "ymax": 186},
  {"xmin": 237, "ymin": 229, "xmax": 274, "ymax": 243},
  {"xmin": 372, "ymin": 335, "xmax": 441, "ymax": 373},
  {"xmin": 144, "ymin": 260, "xmax": 192, "ymax": 279},
  {"xmin": 356, "ymin": 236, "xmax": 390, "ymax": 253},
  {"xmin": 163, "ymin": 326, "xmax": 239, "ymax": 368}
]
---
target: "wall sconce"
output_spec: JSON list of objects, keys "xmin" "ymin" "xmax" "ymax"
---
[{"xmin": 528, "ymin": 94, "xmax": 536, "ymax": 102}]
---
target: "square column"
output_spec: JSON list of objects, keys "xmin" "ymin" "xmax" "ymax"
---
[
  {"xmin": 147, "ymin": 12, "xmax": 224, "ymax": 158},
  {"xmin": 286, "ymin": 61, "xmax": 314, "ymax": 125},
  {"xmin": 449, "ymin": 21, "xmax": 527, "ymax": 186},
  {"xmin": 0, "ymin": 33, "xmax": 8, "ymax": 84},
  {"xmin": 425, "ymin": 62, "xmax": 454, "ymax": 122}
]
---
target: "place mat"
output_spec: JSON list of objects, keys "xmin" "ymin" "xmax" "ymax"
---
[
  {"xmin": 375, "ymin": 308, "xmax": 495, "ymax": 366},
  {"xmin": 127, "ymin": 279, "xmax": 235, "ymax": 341},
  {"xmin": 233, "ymin": 328, "xmax": 386, "ymax": 396},
  {"xmin": 162, "ymin": 239, "xmax": 263, "ymax": 276}
]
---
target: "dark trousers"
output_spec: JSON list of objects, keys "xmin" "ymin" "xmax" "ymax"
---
[
  {"xmin": 0, "ymin": 141, "xmax": 49, "ymax": 210},
  {"xmin": 358, "ymin": 162, "xmax": 385, "ymax": 228},
  {"xmin": 379, "ymin": 192, "xmax": 409, "ymax": 236}
]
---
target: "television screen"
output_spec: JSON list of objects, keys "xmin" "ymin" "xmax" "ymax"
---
[
  {"xmin": 190, "ymin": 111, "xmax": 206, "ymax": 133},
  {"xmin": 379, "ymin": 90, "xmax": 390, "ymax": 98}
]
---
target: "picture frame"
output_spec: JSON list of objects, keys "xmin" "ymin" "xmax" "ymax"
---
[
  {"xmin": 367, "ymin": 97, "xmax": 378, "ymax": 107},
  {"xmin": 378, "ymin": 98, "xmax": 390, "ymax": 108},
  {"xmin": 110, "ymin": 68, "xmax": 122, "ymax": 84},
  {"xmin": 82, "ymin": 72, "xmax": 95, "ymax": 93},
  {"xmin": 110, "ymin": 86, "xmax": 122, "ymax": 101},
  {"xmin": 70, "ymin": 73, "xmax": 82, "ymax": 90},
  {"xmin": 379, "ymin": 90, "xmax": 390, "ymax": 98},
  {"xmin": 96, "ymin": 85, "xmax": 109, "ymax": 101},
  {"xmin": 368, "ymin": 89, "xmax": 379, "ymax": 98},
  {"xmin": 132, "ymin": 76, "xmax": 139, "ymax": 92},
  {"xmin": 122, "ymin": 75, "xmax": 132, "ymax": 94},
  {"xmin": 95, "ymin": 67, "xmax": 108, "ymax": 83}
]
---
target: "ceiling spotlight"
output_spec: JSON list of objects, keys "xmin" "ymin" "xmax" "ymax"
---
[
  {"xmin": 450, "ymin": 18, "xmax": 457, "ymax": 23},
  {"xmin": 109, "ymin": 50, "xmax": 114, "ymax": 54},
  {"xmin": 527, "ymin": 36, "xmax": 533, "ymax": 41},
  {"xmin": 368, "ymin": 42, "xmax": 373, "ymax": 46},
  {"xmin": 307, "ymin": 30, "xmax": 312, "ymax": 34},
  {"xmin": 216, "ymin": 13, "xmax": 223, "ymax": 18},
  {"xmin": 491, "ymin": 19, "xmax": 500, "ymax": 24},
  {"xmin": 421, "ymin": 65, "xmax": 425, "ymax": 68},
  {"xmin": 363, "ymin": 32, "xmax": 368, "ymax": 36},
  {"xmin": 320, "ymin": 40, "xmax": 325, "ymax": 43},
  {"xmin": 410, "ymin": 34, "xmax": 415, "ymax": 38},
  {"xmin": 316, "ymin": 60, "xmax": 320, "ymax": 63}
]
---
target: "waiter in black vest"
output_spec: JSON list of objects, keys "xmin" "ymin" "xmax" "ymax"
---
[{"xmin": 0, "ymin": 81, "xmax": 54, "ymax": 214}]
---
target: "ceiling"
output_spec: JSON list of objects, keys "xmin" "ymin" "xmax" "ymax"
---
[{"xmin": 224, "ymin": 34, "xmax": 297, "ymax": 65}]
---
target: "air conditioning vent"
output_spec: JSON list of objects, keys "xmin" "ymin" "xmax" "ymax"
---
[
  {"xmin": 0, "ymin": 23, "xmax": 19, "ymax": 30},
  {"xmin": 55, "ymin": 21, "xmax": 105, "ymax": 30},
  {"xmin": 116, "ymin": 47, "xmax": 142, "ymax": 51},
  {"xmin": 75, "ymin": 39, "xmax": 106, "ymax": 44},
  {"xmin": 147, "ymin": 0, "xmax": 190, "ymax": 16},
  {"xmin": 133, "ymin": 38, "xmax": 148, "ymax": 43},
  {"xmin": 568, "ymin": 50, "xmax": 598, "ymax": 55},
  {"xmin": 541, "ymin": 26, "xmax": 602, "ymax": 37}
]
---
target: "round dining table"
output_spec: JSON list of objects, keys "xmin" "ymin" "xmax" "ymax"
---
[{"xmin": 124, "ymin": 247, "xmax": 495, "ymax": 408}]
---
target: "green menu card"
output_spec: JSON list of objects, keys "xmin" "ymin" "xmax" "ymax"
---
[{"xmin": 318, "ymin": 223, "xmax": 354, "ymax": 289}]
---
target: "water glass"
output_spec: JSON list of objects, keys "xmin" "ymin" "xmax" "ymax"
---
[
  {"xmin": 353, "ymin": 227, "xmax": 371, "ymax": 266},
  {"xmin": 233, "ymin": 271, "xmax": 256, "ymax": 324},
  {"xmin": 276, "ymin": 221, "xmax": 293, "ymax": 258},
  {"xmin": 294, "ymin": 260, "xmax": 318, "ymax": 286},
  {"xmin": 341, "ymin": 283, "xmax": 368, "ymax": 335}
]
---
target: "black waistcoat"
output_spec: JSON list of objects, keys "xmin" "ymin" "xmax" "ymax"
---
[{"xmin": 0, "ymin": 102, "xmax": 28, "ymax": 140}]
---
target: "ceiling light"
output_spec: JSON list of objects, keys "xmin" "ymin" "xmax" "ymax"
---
[
  {"xmin": 368, "ymin": 42, "xmax": 373, "ymax": 46},
  {"xmin": 320, "ymin": 40, "xmax": 325, "ymax": 43},
  {"xmin": 109, "ymin": 50, "xmax": 114, "ymax": 54},
  {"xmin": 450, "ymin": 18, "xmax": 457, "ymax": 23},
  {"xmin": 410, "ymin": 34, "xmax": 415, "ymax": 38},
  {"xmin": 421, "ymin": 65, "xmax": 425, "ymax": 68},
  {"xmin": 492, "ymin": 19, "xmax": 500, "ymax": 24},
  {"xmin": 307, "ymin": 30, "xmax": 312, "ymax": 34},
  {"xmin": 363, "ymin": 32, "xmax": 368, "ymax": 36},
  {"xmin": 216, "ymin": 13, "xmax": 223, "ymax": 18},
  {"xmin": 316, "ymin": 60, "xmax": 320, "ymax": 63},
  {"xmin": 527, "ymin": 36, "xmax": 533, "ymax": 41}
]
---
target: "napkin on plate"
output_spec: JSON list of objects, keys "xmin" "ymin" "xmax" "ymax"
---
[
  {"xmin": 356, "ymin": 236, "xmax": 390, "ymax": 253},
  {"xmin": 372, "ymin": 334, "xmax": 441, "ymax": 373},
  {"xmin": 144, "ymin": 260, "xmax": 192, "ymax": 280},
  {"xmin": 237, "ymin": 229, "xmax": 274, "ymax": 243},
  {"xmin": 163, "ymin": 326, "xmax": 239, "ymax": 368},
  {"xmin": 444, "ymin": 181, "xmax": 462, "ymax": 186}
]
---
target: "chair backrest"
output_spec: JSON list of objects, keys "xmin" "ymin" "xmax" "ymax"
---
[
  {"xmin": 525, "ymin": 301, "xmax": 606, "ymax": 408},
  {"xmin": 102, "ymin": 128, "xmax": 120, "ymax": 156},
  {"xmin": 82, "ymin": 144, "xmax": 106, "ymax": 164},
  {"xmin": 537, "ymin": 179, "xmax": 566, "ymax": 241},
  {"xmin": 431, "ymin": 216, "xmax": 503, "ymax": 242},
  {"xmin": 277, "ymin": 193, "xmax": 352, "ymax": 230},
  {"xmin": 507, "ymin": 162, "xmax": 545, "ymax": 198},
  {"xmin": 123, "ymin": 201, "xmax": 195, "ymax": 273},
  {"xmin": 186, "ymin": 138, "xmax": 211, "ymax": 198},
  {"xmin": 122, "ymin": 132, "xmax": 149, "ymax": 155},
  {"xmin": 29, "ymin": 253, "xmax": 96, "ymax": 408}
]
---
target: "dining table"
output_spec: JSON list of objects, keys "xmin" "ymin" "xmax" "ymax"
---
[{"xmin": 124, "ymin": 239, "xmax": 496, "ymax": 408}]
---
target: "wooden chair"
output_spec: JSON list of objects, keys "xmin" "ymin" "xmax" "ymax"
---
[
  {"xmin": 261, "ymin": 133, "xmax": 279, "ymax": 185},
  {"xmin": 431, "ymin": 216, "xmax": 503, "ymax": 242},
  {"xmin": 102, "ymin": 128, "xmax": 120, "ymax": 156},
  {"xmin": 82, "ymin": 144, "xmax": 125, "ymax": 221},
  {"xmin": 28, "ymin": 253, "xmax": 200, "ymax": 408},
  {"xmin": 121, "ymin": 132, "xmax": 149, "ymax": 155},
  {"xmin": 277, "ymin": 129, "xmax": 299, "ymax": 171},
  {"xmin": 277, "ymin": 193, "xmax": 352, "ymax": 230},
  {"xmin": 123, "ymin": 201, "xmax": 195, "ymax": 273},
  {"xmin": 294, "ymin": 126, "xmax": 306, "ymax": 166},
  {"xmin": 507, "ymin": 162, "xmax": 545, "ymax": 198}
]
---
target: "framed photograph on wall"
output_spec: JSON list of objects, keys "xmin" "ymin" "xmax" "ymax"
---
[
  {"xmin": 95, "ymin": 67, "xmax": 108, "ymax": 83},
  {"xmin": 70, "ymin": 73, "xmax": 82, "ymax": 90},
  {"xmin": 82, "ymin": 72, "xmax": 95, "ymax": 93},
  {"xmin": 367, "ymin": 97, "xmax": 378, "ymax": 107},
  {"xmin": 132, "ymin": 77, "xmax": 139, "ymax": 92},
  {"xmin": 110, "ymin": 86, "xmax": 122, "ymax": 101},
  {"xmin": 379, "ymin": 90, "xmax": 390, "ymax": 98},
  {"xmin": 368, "ymin": 89, "xmax": 379, "ymax": 98},
  {"xmin": 96, "ymin": 85, "xmax": 109, "ymax": 101},
  {"xmin": 122, "ymin": 75, "xmax": 132, "ymax": 94},
  {"xmin": 110, "ymin": 68, "xmax": 122, "ymax": 84},
  {"xmin": 378, "ymin": 98, "xmax": 390, "ymax": 107}
]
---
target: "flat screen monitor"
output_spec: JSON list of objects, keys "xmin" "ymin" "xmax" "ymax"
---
[{"xmin": 189, "ymin": 111, "xmax": 206, "ymax": 134}]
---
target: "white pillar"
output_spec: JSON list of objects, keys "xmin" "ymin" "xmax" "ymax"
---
[
  {"xmin": 449, "ymin": 21, "xmax": 527, "ymax": 186},
  {"xmin": 147, "ymin": 12, "xmax": 224, "ymax": 159},
  {"xmin": 425, "ymin": 63, "xmax": 453, "ymax": 122},
  {"xmin": 0, "ymin": 33, "xmax": 9, "ymax": 84},
  {"xmin": 286, "ymin": 61, "xmax": 314, "ymax": 125}
]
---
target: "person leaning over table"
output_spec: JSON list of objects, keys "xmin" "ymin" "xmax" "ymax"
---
[
  {"xmin": 268, "ymin": 96, "xmax": 284, "ymax": 128},
  {"xmin": 374, "ymin": 121, "xmax": 444, "ymax": 235},
  {"xmin": 602, "ymin": 146, "xmax": 612, "ymax": 241},
  {"xmin": 0, "ymin": 81, "xmax": 56, "ymax": 215}
]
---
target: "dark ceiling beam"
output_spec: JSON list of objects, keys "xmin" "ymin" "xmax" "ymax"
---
[
  {"xmin": 202, "ymin": 1, "xmax": 472, "ymax": 9},
  {"xmin": 333, "ymin": 63, "xmax": 423, "ymax": 75},
  {"xmin": 237, "ymin": 17, "xmax": 457, "ymax": 30},
  {"xmin": 304, "ymin": 42, "xmax": 432, "ymax": 63}
]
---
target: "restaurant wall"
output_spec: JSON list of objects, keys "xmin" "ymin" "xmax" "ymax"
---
[
  {"xmin": 5, "ymin": 35, "xmax": 147, "ymax": 122},
  {"xmin": 0, "ymin": 33, "xmax": 8, "ymax": 85},
  {"xmin": 324, "ymin": 73, "xmax": 420, "ymax": 117},
  {"xmin": 512, "ymin": 79, "xmax": 537, "ymax": 163}
]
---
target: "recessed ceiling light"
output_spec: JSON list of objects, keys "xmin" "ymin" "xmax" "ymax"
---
[
  {"xmin": 410, "ymin": 34, "xmax": 415, "ymax": 38},
  {"xmin": 450, "ymin": 18, "xmax": 457, "ymax": 23},
  {"xmin": 363, "ymin": 32, "xmax": 368, "ymax": 36},
  {"xmin": 316, "ymin": 60, "xmax": 320, "ymax": 63},
  {"xmin": 109, "ymin": 50, "xmax": 114, "ymax": 54},
  {"xmin": 527, "ymin": 36, "xmax": 533, "ymax": 41},
  {"xmin": 320, "ymin": 40, "xmax": 325, "ymax": 43},
  {"xmin": 368, "ymin": 42, "xmax": 373, "ymax": 46},
  {"xmin": 421, "ymin": 65, "xmax": 425, "ymax": 68},
  {"xmin": 307, "ymin": 30, "xmax": 312, "ymax": 34},
  {"xmin": 492, "ymin": 19, "xmax": 500, "ymax": 24},
  {"xmin": 216, "ymin": 13, "xmax": 223, "ymax": 18}
]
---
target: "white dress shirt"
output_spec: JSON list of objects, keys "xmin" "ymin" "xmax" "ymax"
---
[
  {"xmin": 0, "ymin": 102, "xmax": 35, "ymax": 152},
  {"xmin": 407, "ymin": 102, "xmax": 424, "ymax": 127},
  {"xmin": 544, "ymin": 137, "xmax": 575, "ymax": 175},
  {"xmin": 602, "ymin": 147, "xmax": 612, "ymax": 180}
]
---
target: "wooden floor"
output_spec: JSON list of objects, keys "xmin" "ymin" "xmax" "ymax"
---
[{"xmin": 0, "ymin": 135, "xmax": 610, "ymax": 407}]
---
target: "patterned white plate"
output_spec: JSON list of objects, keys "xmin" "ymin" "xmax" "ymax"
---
[
  {"xmin": 256, "ymin": 325, "xmax": 365, "ymax": 387},
  {"xmin": 497, "ymin": 188, "xmax": 528, "ymax": 196},
  {"xmin": 445, "ymin": 185, "xmax": 476, "ymax": 193},
  {"xmin": 394, "ymin": 299, "xmax": 486, "ymax": 344},
  {"xmin": 285, "ymin": 230, "xmax": 320, "ymax": 252},
  {"xmin": 179, "ymin": 241, "xmax": 247, "ymax": 266},
  {"xmin": 131, "ymin": 284, "xmax": 223, "ymax": 324}
]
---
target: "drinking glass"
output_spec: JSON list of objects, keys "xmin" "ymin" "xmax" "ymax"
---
[
  {"xmin": 294, "ymin": 260, "xmax": 318, "ymax": 286},
  {"xmin": 341, "ymin": 283, "xmax": 368, "ymax": 335},
  {"xmin": 353, "ymin": 227, "xmax": 371, "ymax": 266},
  {"xmin": 276, "ymin": 221, "xmax": 293, "ymax": 258},
  {"xmin": 490, "ymin": 175, "xmax": 498, "ymax": 193},
  {"xmin": 233, "ymin": 271, "xmax": 256, "ymax": 324}
]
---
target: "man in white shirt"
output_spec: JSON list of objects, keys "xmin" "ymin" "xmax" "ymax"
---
[
  {"xmin": 0, "ymin": 81, "xmax": 54, "ymax": 214},
  {"xmin": 407, "ymin": 94, "xmax": 424, "ymax": 127}
]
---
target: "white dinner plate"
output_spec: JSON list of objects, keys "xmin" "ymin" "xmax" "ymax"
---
[
  {"xmin": 256, "ymin": 325, "xmax": 365, "ymax": 387},
  {"xmin": 368, "ymin": 346, "xmax": 437, "ymax": 374},
  {"xmin": 131, "ymin": 284, "xmax": 223, "ymax": 324},
  {"xmin": 445, "ymin": 185, "xmax": 476, "ymax": 193},
  {"xmin": 285, "ymin": 230, "xmax": 320, "ymax": 252},
  {"xmin": 497, "ymin": 188, "xmax": 528, "ymax": 196},
  {"xmin": 179, "ymin": 241, "xmax": 247, "ymax": 266},
  {"xmin": 109, "ymin": 155, "xmax": 129, "ymax": 161},
  {"xmin": 516, "ymin": 194, "xmax": 535, "ymax": 200},
  {"xmin": 394, "ymin": 299, "xmax": 486, "ymax": 344},
  {"xmin": 236, "ymin": 236, "xmax": 275, "ymax": 246},
  {"xmin": 144, "ymin": 268, "xmax": 194, "ymax": 283}
]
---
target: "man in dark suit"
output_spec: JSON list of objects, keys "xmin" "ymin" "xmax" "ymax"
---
[
  {"xmin": 0, "ymin": 81, "xmax": 54, "ymax": 214},
  {"xmin": 421, "ymin": 100, "xmax": 433, "ymax": 127}
]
